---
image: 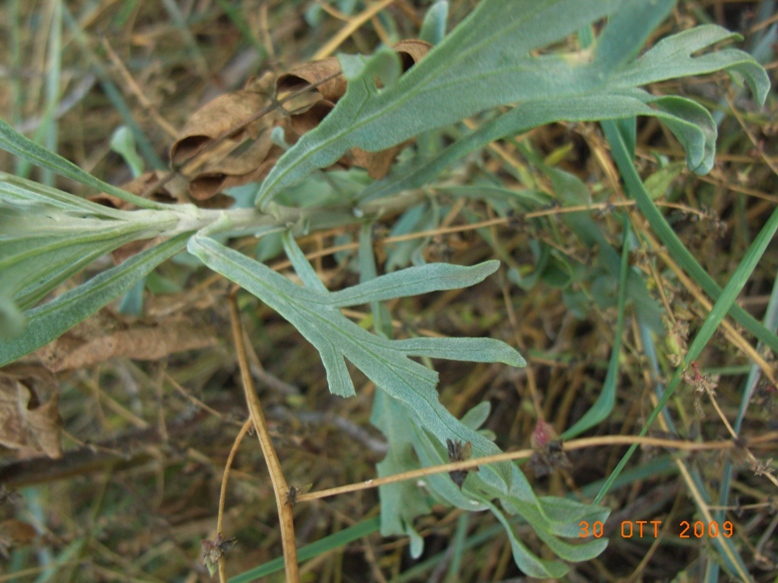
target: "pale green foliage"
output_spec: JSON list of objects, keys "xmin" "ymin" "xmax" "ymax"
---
[
  {"xmin": 0, "ymin": 0, "xmax": 771, "ymax": 577},
  {"xmin": 256, "ymin": 0, "xmax": 768, "ymax": 207}
]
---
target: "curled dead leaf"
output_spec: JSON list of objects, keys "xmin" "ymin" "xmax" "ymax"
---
[
  {"xmin": 171, "ymin": 71, "xmax": 277, "ymax": 166},
  {"xmin": 0, "ymin": 373, "xmax": 62, "ymax": 459},
  {"xmin": 276, "ymin": 56, "xmax": 348, "ymax": 104},
  {"xmin": 352, "ymin": 143, "xmax": 408, "ymax": 180},
  {"xmin": 0, "ymin": 519, "xmax": 38, "ymax": 545},
  {"xmin": 188, "ymin": 143, "xmax": 286, "ymax": 201},
  {"xmin": 287, "ymin": 100, "xmax": 335, "ymax": 138},
  {"xmin": 393, "ymin": 39, "xmax": 433, "ymax": 72},
  {"xmin": 170, "ymin": 72, "xmax": 288, "ymax": 202},
  {"xmin": 170, "ymin": 39, "xmax": 432, "ymax": 202}
]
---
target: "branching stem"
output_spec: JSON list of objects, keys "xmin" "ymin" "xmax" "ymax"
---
[{"xmin": 228, "ymin": 290, "xmax": 299, "ymax": 583}]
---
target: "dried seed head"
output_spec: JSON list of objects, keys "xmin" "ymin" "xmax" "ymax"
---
[{"xmin": 446, "ymin": 438, "xmax": 477, "ymax": 489}]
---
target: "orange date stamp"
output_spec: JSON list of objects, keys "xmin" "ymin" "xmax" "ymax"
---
[{"xmin": 578, "ymin": 520, "xmax": 734, "ymax": 539}]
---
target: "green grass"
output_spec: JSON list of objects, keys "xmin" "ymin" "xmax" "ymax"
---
[{"xmin": 0, "ymin": 1, "xmax": 776, "ymax": 582}]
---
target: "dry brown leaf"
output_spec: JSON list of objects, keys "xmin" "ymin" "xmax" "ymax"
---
[
  {"xmin": 169, "ymin": 71, "xmax": 289, "ymax": 201},
  {"xmin": 189, "ymin": 192, "xmax": 236, "ymax": 209},
  {"xmin": 288, "ymin": 100, "xmax": 335, "ymax": 137},
  {"xmin": 393, "ymin": 39, "xmax": 433, "ymax": 72},
  {"xmin": 0, "ymin": 519, "xmax": 38, "ymax": 545},
  {"xmin": 39, "ymin": 322, "xmax": 217, "ymax": 373},
  {"xmin": 276, "ymin": 56, "xmax": 348, "ymax": 104},
  {"xmin": 169, "ymin": 40, "xmax": 433, "ymax": 199},
  {"xmin": 170, "ymin": 71, "xmax": 277, "ymax": 166},
  {"xmin": 352, "ymin": 143, "xmax": 409, "ymax": 180},
  {"xmin": 187, "ymin": 136, "xmax": 280, "ymax": 200},
  {"xmin": 0, "ymin": 373, "xmax": 62, "ymax": 459}
]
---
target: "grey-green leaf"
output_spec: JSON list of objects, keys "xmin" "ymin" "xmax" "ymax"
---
[
  {"xmin": 326, "ymin": 261, "xmax": 499, "ymax": 307},
  {"xmin": 0, "ymin": 177, "xmax": 179, "ymax": 318},
  {"xmin": 188, "ymin": 235, "xmax": 513, "ymax": 485},
  {"xmin": 0, "ymin": 117, "xmax": 166, "ymax": 210},
  {"xmin": 612, "ymin": 25, "xmax": 770, "ymax": 103},
  {"xmin": 0, "ymin": 233, "xmax": 189, "ymax": 367},
  {"xmin": 391, "ymin": 337, "xmax": 525, "ymax": 367},
  {"xmin": 419, "ymin": 0, "xmax": 448, "ymax": 45},
  {"xmin": 257, "ymin": 0, "xmax": 767, "ymax": 208},
  {"xmin": 256, "ymin": 0, "xmax": 624, "ymax": 206}
]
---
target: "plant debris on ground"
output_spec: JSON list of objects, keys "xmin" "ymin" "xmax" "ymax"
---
[{"xmin": 0, "ymin": 1, "xmax": 777, "ymax": 582}]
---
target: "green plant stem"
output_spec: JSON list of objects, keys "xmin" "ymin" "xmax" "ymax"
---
[{"xmin": 163, "ymin": 189, "xmax": 427, "ymax": 238}]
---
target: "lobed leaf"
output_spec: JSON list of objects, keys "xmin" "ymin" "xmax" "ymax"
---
[
  {"xmin": 256, "ymin": 0, "xmax": 624, "ymax": 206},
  {"xmin": 611, "ymin": 25, "xmax": 770, "ymax": 102},
  {"xmin": 391, "ymin": 337, "xmax": 526, "ymax": 367},
  {"xmin": 482, "ymin": 499, "xmax": 569, "ymax": 578},
  {"xmin": 371, "ymin": 391, "xmax": 431, "ymax": 558},
  {"xmin": 188, "ymin": 234, "xmax": 519, "ymax": 487},
  {"xmin": 361, "ymin": 89, "xmax": 720, "ymax": 204},
  {"xmin": 257, "ymin": 0, "xmax": 767, "ymax": 207},
  {"xmin": 326, "ymin": 260, "xmax": 500, "ymax": 307}
]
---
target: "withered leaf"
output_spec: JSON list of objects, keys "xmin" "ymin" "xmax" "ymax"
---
[
  {"xmin": 170, "ymin": 40, "xmax": 433, "ymax": 201},
  {"xmin": 287, "ymin": 100, "xmax": 335, "ymax": 138},
  {"xmin": 170, "ymin": 72, "xmax": 287, "ymax": 202},
  {"xmin": 393, "ymin": 39, "xmax": 433, "ymax": 72},
  {"xmin": 90, "ymin": 170, "xmax": 190, "ymax": 210},
  {"xmin": 171, "ymin": 71, "xmax": 277, "ymax": 166},
  {"xmin": 352, "ymin": 142, "xmax": 408, "ymax": 180},
  {"xmin": 285, "ymin": 483, "xmax": 312, "ymax": 506},
  {"xmin": 528, "ymin": 420, "xmax": 571, "ymax": 477},
  {"xmin": 446, "ymin": 438, "xmax": 477, "ymax": 489},
  {"xmin": 37, "ymin": 320, "xmax": 217, "ymax": 373},
  {"xmin": 0, "ymin": 374, "xmax": 62, "ymax": 459},
  {"xmin": 0, "ymin": 519, "xmax": 38, "ymax": 545},
  {"xmin": 188, "ymin": 141, "xmax": 284, "ymax": 201},
  {"xmin": 201, "ymin": 533, "xmax": 237, "ymax": 578},
  {"xmin": 276, "ymin": 56, "xmax": 348, "ymax": 104}
]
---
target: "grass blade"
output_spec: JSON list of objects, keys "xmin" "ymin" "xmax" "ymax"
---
[
  {"xmin": 227, "ymin": 517, "xmax": 380, "ymax": 582},
  {"xmin": 595, "ymin": 121, "xmax": 778, "ymax": 502},
  {"xmin": 602, "ymin": 120, "xmax": 778, "ymax": 353}
]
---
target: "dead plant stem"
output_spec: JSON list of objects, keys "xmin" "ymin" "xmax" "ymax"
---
[
  {"xmin": 228, "ymin": 290, "xmax": 299, "ymax": 583},
  {"xmin": 214, "ymin": 417, "xmax": 253, "ymax": 583},
  {"xmin": 313, "ymin": 0, "xmax": 398, "ymax": 59},
  {"xmin": 296, "ymin": 434, "xmax": 762, "ymax": 504}
]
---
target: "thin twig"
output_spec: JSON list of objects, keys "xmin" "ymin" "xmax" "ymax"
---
[
  {"xmin": 228, "ymin": 289, "xmax": 299, "ymax": 582},
  {"xmin": 266, "ymin": 199, "xmax": 714, "ymax": 270},
  {"xmin": 313, "ymin": 0, "xmax": 398, "ymax": 60},
  {"xmin": 296, "ymin": 434, "xmax": 769, "ymax": 504},
  {"xmin": 215, "ymin": 416, "xmax": 253, "ymax": 583}
]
